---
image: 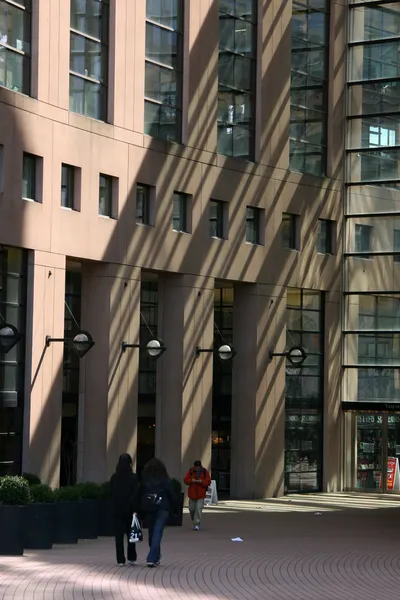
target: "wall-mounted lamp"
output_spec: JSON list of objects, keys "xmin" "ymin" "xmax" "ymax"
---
[
  {"xmin": 0, "ymin": 324, "xmax": 21, "ymax": 354},
  {"xmin": 269, "ymin": 346, "xmax": 307, "ymax": 366},
  {"xmin": 196, "ymin": 343, "xmax": 236, "ymax": 362},
  {"xmin": 46, "ymin": 330, "xmax": 95, "ymax": 358},
  {"xmin": 121, "ymin": 338, "xmax": 166, "ymax": 359}
]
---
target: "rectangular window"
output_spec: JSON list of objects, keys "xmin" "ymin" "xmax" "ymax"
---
[
  {"xmin": 144, "ymin": 0, "xmax": 183, "ymax": 142},
  {"xmin": 246, "ymin": 206, "xmax": 261, "ymax": 244},
  {"xmin": 355, "ymin": 224, "xmax": 373, "ymax": 257},
  {"xmin": 394, "ymin": 229, "xmax": 400, "ymax": 263},
  {"xmin": 136, "ymin": 183, "xmax": 152, "ymax": 225},
  {"xmin": 0, "ymin": 0, "xmax": 31, "ymax": 95},
  {"xmin": 99, "ymin": 174, "xmax": 113, "ymax": 217},
  {"xmin": 289, "ymin": 0, "xmax": 329, "ymax": 176},
  {"xmin": 69, "ymin": 0, "xmax": 109, "ymax": 121},
  {"xmin": 61, "ymin": 164, "xmax": 76, "ymax": 209},
  {"xmin": 172, "ymin": 191, "xmax": 188, "ymax": 232},
  {"xmin": 22, "ymin": 152, "xmax": 37, "ymax": 201},
  {"xmin": 217, "ymin": 1, "xmax": 257, "ymax": 160},
  {"xmin": 317, "ymin": 219, "xmax": 333, "ymax": 254},
  {"xmin": 282, "ymin": 213, "xmax": 298, "ymax": 250},
  {"xmin": 210, "ymin": 199, "xmax": 225, "ymax": 239}
]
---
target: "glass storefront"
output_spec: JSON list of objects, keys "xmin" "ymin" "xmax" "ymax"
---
[
  {"xmin": 285, "ymin": 288, "xmax": 324, "ymax": 493},
  {"xmin": 137, "ymin": 278, "xmax": 158, "ymax": 475},
  {"xmin": 0, "ymin": 246, "xmax": 27, "ymax": 476},
  {"xmin": 211, "ymin": 286, "xmax": 233, "ymax": 494}
]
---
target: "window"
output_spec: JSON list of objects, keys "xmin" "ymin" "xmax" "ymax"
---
[
  {"xmin": 394, "ymin": 229, "xmax": 400, "ymax": 263},
  {"xmin": 136, "ymin": 184, "xmax": 152, "ymax": 226},
  {"xmin": 144, "ymin": 0, "xmax": 183, "ymax": 142},
  {"xmin": 355, "ymin": 224, "xmax": 373, "ymax": 257},
  {"xmin": 61, "ymin": 164, "xmax": 76, "ymax": 209},
  {"xmin": 246, "ymin": 206, "xmax": 261, "ymax": 244},
  {"xmin": 218, "ymin": 1, "xmax": 257, "ymax": 160},
  {"xmin": 282, "ymin": 213, "xmax": 298, "ymax": 250},
  {"xmin": 0, "ymin": 0, "xmax": 31, "ymax": 95},
  {"xmin": 317, "ymin": 219, "xmax": 333, "ymax": 254},
  {"xmin": 172, "ymin": 191, "xmax": 188, "ymax": 232},
  {"xmin": 290, "ymin": 0, "xmax": 330, "ymax": 176},
  {"xmin": 69, "ymin": 0, "xmax": 109, "ymax": 121},
  {"xmin": 210, "ymin": 200, "xmax": 225, "ymax": 239},
  {"xmin": 99, "ymin": 174, "xmax": 114, "ymax": 217},
  {"xmin": 22, "ymin": 152, "xmax": 38, "ymax": 201}
]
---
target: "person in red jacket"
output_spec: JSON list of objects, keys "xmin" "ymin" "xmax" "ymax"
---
[{"xmin": 184, "ymin": 460, "xmax": 211, "ymax": 531}]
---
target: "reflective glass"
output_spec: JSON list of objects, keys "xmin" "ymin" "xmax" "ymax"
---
[
  {"xmin": 144, "ymin": 100, "xmax": 181, "ymax": 142},
  {"xmin": 219, "ymin": 0, "xmax": 256, "ymax": 22},
  {"xmin": 70, "ymin": 0, "xmax": 108, "ymax": 41},
  {"xmin": 61, "ymin": 164, "xmax": 75, "ymax": 209},
  {"xmin": 99, "ymin": 174, "xmax": 112, "ymax": 217},
  {"xmin": 349, "ymin": 41, "xmax": 400, "ymax": 81},
  {"xmin": 245, "ymin": 206, "xmax": 260, "ymax": 244},
  {"xmin": 69, "ymin": 74, "xmax": 105, "ymax": 120},
  {"xmin": 145, "ymin": 62, "xmax": 180, "ymax": 105},
  {"xmin": 146, "ymin": 0, "xmax": 181, "ymax": 30},
  {"xmin": 348, "ymin": 81, "xmax": 400, "ymax": 116},
  {"xmin": 145, "ymin": 22, "xmax": 180, "ymax": 68},
  {"xmin": 348, "ymin": 149, "xmax": 400, "ymax": 183},
  {"xmin": 348, "ymin": 115, "xmax": 400, "ymax": 149},
  {"xmin": 0, "ymin": 0, "xmax": 31, "ymax": 53},
  {"xmin": 70, "ymin": 32, "xmax": 107, "ymax": 82},
  {"xmin": 349, "ymin": 4, "xmax": 400, "ymax": 43}
]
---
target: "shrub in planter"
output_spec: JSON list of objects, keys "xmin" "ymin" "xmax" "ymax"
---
[
  {"xmin": 53, "ymin": 486, "xmax": 80, "ymax": 544},
  {"xmin": 98, "ymin": 481, "xmax": 114, "ymax": 537},
  {"xmin": 24, "ymin": 484, "xmax": 55, "ymax": 550},
  {"xmin": 75, "ymin": 482, "xmax": 101, "ymax": 540},
  {"xmin": 0, "ymin": 476, "xmax": 31, "ymax": 556},
  {"xmin": 22, "ymin": 473, "xmax": 41, "ymax": 486}
]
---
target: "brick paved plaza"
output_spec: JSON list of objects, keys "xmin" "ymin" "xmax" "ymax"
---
[{"xmin": 1, "ymin": 494, "xmax": 400, "ymax": 600}]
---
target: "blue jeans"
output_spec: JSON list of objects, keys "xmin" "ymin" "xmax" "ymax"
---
[{"xmin": 147, "ymin": 509, "xmax": 169, "ymax": 563}]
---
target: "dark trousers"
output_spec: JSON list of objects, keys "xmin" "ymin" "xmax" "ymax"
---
[
  {"xmin": 114, "ymin": 515, "xmax": 137, "ymax": 564},
  {"xmin": 146, "ymin": 509, "xmax": 169, "ymax": 564}
]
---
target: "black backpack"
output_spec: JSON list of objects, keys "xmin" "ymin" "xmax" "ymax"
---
[{"xmin": 140, "ymin": 481, "xmax": 164, "ymax": 513}]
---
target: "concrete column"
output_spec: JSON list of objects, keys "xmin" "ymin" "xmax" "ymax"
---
[
  {"xmin": 156, "ymin": 274, "xmax": 214, "ymax": 481},
  {"xmin": 80, "ymin": 263, "xmax": 141, "ymax": 482},
  {"xmin": 23, "ymin": 251, "xmax": 66, "ymax": 487},
  {"xmin": 231, "ymin": 284, "xmax": 286, "ymax": 499},
  {"xmin": 322, "ymin": 291, "xmax": 342, "ymax": 492}
]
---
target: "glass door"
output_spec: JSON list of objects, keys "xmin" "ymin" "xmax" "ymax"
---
[{"xmin": 356, "ymin": 413, "xmax": 384, "ymax": 491}]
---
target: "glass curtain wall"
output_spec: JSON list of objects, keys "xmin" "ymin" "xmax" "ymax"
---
[
  {"xmin": 0, "ymin": 0, "xmax": 31, "ymax": 94},
  {"xmin": 285, "ymin": 288, "xmax": 324, "ymax": 493},
  {"xmin": 0, "ymin": 247, "xmax": 27, "ymax": 476},
  {"xmin": 69, "ymin": 0, "xmax": 109, "ymax": 120},
  {"xmin": 60, "ymin": 267, "xmax": 82, "ymax": 486},
  {"xmin": 145, "ymin": 0, "xmax": 183, "ymax": 142},
  {"xmin": 217, "ymin": 0, "xmax": 257, "ymax": 160},
  {"xmin": 344, "ymin": 1, "xmax": 400, "ymax": 407},
  {"xmin": 211, "ymin": 286, "xmax": 233, "ymax": 495},
  {"xmin": 290, "ymin": 0, "xmax": 330, "ymax": 176},
  {"xmin": 137, "ymin": 279, "xmax": 158, "ymax": 475}
]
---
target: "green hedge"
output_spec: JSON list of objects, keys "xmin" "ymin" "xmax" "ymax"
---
[{"xmin": 0, "ymin": 476, "xmax": 31, "ymax": 505}]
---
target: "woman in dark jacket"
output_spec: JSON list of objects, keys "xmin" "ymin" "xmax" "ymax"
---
[
  {"xmin": 139, "ymin": 458, "xmax": 178, "ymax": 567},
  {"xmin": 110, "ymin": 453, "xmax": 138, "ymax": 566}
]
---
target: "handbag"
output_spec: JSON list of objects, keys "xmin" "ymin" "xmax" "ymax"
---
[
  {"xmin": 140, "ymin": 483, "xmax": 164, "ymax": 513},
  {"xmin": 129, "ymin": 514, "xmax": 143, "ymax": 544}
]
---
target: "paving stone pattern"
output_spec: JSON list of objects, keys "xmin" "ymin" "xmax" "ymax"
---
[{"xmin": 1, "ymin": 494, "xmax": 400, "ymax": 600}]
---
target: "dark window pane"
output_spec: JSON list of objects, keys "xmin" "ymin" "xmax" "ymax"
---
[
  {"xmin": 61, "ymin": 164, "xmax": 75, "ymax": 209},
  {"xmin": 22, "ymin": 153, "xmax": 36, "ymax": 200},
  {"xmin": 70, "ymin": 0, "xmax": 108, "ymax": 41},
  {"xmin": 146, "ymin": 0, "xmax": 182, "ymax": 30},
  {"xmin": 136, "ymin": 184, "xmax": 151, "ymax": 225},
  {"xmin": 99, "ymin": 174, "xmax": 112, "ymax": 217},
  {"xmin": 145, "ymin": 22, "xmax": 181, "ymax": 69}
]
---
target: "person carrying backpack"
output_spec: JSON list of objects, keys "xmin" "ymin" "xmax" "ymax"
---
[
  {"xmin": 138, "ymin": 458, "xmax": 178, "ymax": 567},
  {"xmin": 184, "ymin": 460, "xmax": 211, "ymax": 531}
]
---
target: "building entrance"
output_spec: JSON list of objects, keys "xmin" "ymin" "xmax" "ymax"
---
[{"xmin": 344, "ymin": 412, "xmax": 400, "ymax": 493}]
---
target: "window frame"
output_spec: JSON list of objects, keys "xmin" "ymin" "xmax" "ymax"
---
[
  {"xmin": 61, "ymin": 164, "xmax": 76, "ymax": 210},
  {"xmin": 354, "ymin": 223, "xmax": 373, "ymax": 258},
  {"xmin": 282, "ymin": 212, "xmax": 298, "ymax": 250},
  {"xmin": 0, "ymin": 0, "xmax": 32, "ymax": 96},
  {"xmin": 210, "ymin": 199, "xmax": 225, "ymax": 239},
  {"xmin": 136, "ymin": 183, "xmax": 152, "ymax": 226},
  {"xmin": 22, "ymin": 152, "xmax": 38, "ymax": 202},
  {"xmin": 317, "ymin": 218, "xmax": 333, "ymax": 255},
  {"xmin": 245, "ymin": 206, "xmax": 261, "ymax": 245},
  {"xmin": 172, "ymin": 191, "xmax": 188, "ymax": 233},
  {"xmin": 98, "ymin": 173, "xmax": 114, "ymax": 218}
]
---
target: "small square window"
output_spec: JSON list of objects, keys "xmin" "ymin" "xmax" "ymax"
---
[
  {"xmin": 99, "ymin": 174, "xmax": 115, "ymax": 218},
  {"xmin": 136, "ymin": 183, "xmax": 152, "ymax": 225},
  {"xmin": 355, "ymin": 224, "xmax": 372, "ymax": 258},
  {"xmin": 282, "ymin": 213, "xmax": 298, "ymax": 250},
  {"xmin": 22, "ymin": 153, "xmax": 40, "ymax": 202},
  {"xmin": 246, "ymin": 206, "xmax": 262, "ymax": 245},
  {"xmin": 317, "ymin": 219, "xmax": 333, "ymax": 254},
  {"xmin": 210, "ymin": 199, "xmax": 225, "ymax": 239},
  {"xmin": 61, "ymin": 164, "xmax": 76, "ymax": 209},
  {"xmin": 394, "ymin": 229, "xmax": 400, "ymax": 263},
  {"xmin": 172, "ymin": 192, "xmax": 189, "ymax": 233}
]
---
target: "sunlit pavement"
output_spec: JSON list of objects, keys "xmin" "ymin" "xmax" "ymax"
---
[{"xmin": 1, "ymin": 493, "xmax": 400, "ymax": 600}]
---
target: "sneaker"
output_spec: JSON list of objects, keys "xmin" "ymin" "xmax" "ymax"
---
[
  {"xmin": 127, "ymin": 561, "xmax": 137, "ymax": 566},
  {"xmin": 117, "ymin": 563, "xmax": 125, "ymax": 567},
  {"xmin": 147, "ymin": 561, "xmax": 160, "ymax": 568},
  {"xmin": 194, "ymin": 525, "xmax": 200, "ymax": 531}
]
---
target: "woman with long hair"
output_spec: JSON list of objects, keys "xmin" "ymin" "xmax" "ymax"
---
[
  {"xmin": 139, "ymin": 457, "xmax": 178, "ymax": 567},
  {"xmin": 110, "ymin": 453, "xmax": 138, "ymax": 566}
]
